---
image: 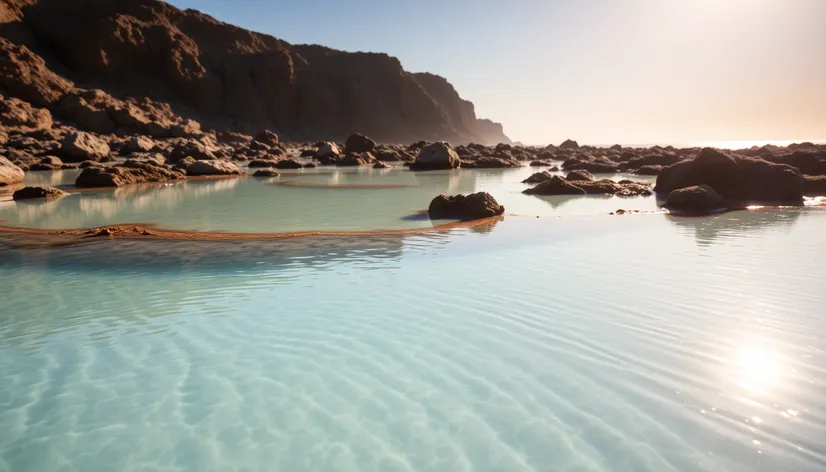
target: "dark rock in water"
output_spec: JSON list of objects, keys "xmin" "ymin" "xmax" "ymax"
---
[
  {"xmin": 633, "ymin": 165, "xmax": 664, "ymax": 176},
  {"xmin": 336, "ymin": 152, "xmax": 374, "ymax": 166},
  {"xmin": 373, "ymin": 161, "xmax": 391, "ymax": 169},
  {"xmin": 247, "ymin": 159, "xmax": 277, "ymax": 168},
  {"xmin": 566, "ymin": 169, "xmax": 593, "ymax": 181},
  {"xmin": 186, "ymin": 160, "xmax": 242, "ymax": 176},
  {"xmin": 274, "ymin": 159, "xmax": 303, "ymax": 169},
  {"xmin": 253, "ymin": 169, "xmax": 280, "ymax": 178},
  {"xmin": 300, "ymin": 149, "xmax": 317, "ymax": 158},
  {"xmin": 522, "ymin": 171, "xmax": 554, "ymax": 184},
  {"xmin": 523, "ymin": 175, "xmax": 651, "ymax": 196},
  {"xmin": 803, "ymin": 175, "xmax": 826, "ymax": 196},
  {"xmin": 462, "ymin": 157, "xmax": 521, "ymax": 168},
  {"xmin": 12, "ymin": 185, "xmax": 67, "ymax": 200},
  {"xmin": 344, "ymin": 133, "xmax": 376, "ymax": 154},
  {"xmin": 663, "ymin": 185, "xmax": 727, "ymax": 215},
  {"xmin": 767, "ymin": 150, "xmax": 826, "ymax": 175},
  {"xmin": 523, "ymin": 175, "xmax": 586, "ymax": 195},
  {"xmin": 428, "ymin": 192, "xmax": 505, "ymax": 220},
  {"xmin": 60, "ymin": 131, "xmax": 111, "ymax": 162},
  {"xmin": 410, "ymin": 142, "xmax": 460, "ymax": 171},
  {"xmin": 0, "ymin": 156, "xmax": 25, "ymax": 186},
  {"xmin": 560, "ymin": 139, "xmax": 580, "ymax": 149},
  {"xmin": 530, "ymin": 160, "xmax": 554, "ymax": 167},
  {"xmin": 169, "ymin": 139, "xmax": 218, "ymax": 163},
  {"xmin": 253, "ymin": 130, "xmax": 279, "ymax": 146},
  {"xmin": 303, "ymin": 162, "xmax": 317, "ymax": 168},
  {"xmin": 655, "ymin": 148, "xmax": 804, "ymax": 206},
  {"xmin": 76, "ymin": 163, "xmax": 184, "ymax": 187}
]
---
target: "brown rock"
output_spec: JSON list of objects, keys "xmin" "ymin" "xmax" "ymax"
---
[
  {"xmin": 344, "ymin": 133, "xmax": 376, "ymax": 154},
  {"xmin": 663, "ymin": 185, "xmax": 727, "ymax": 215},
  {"xmin": 410, "ymin": 141, "xmax": 460, "ymax": 171},
  {"xmin": 186, "ymin": 159, "xmax": 243, "ymax": 176},
  {"xmin": 566, "ymin": 170, "xmax": 593, "ymax": 181},
  {"xmin": 253, "ymin": 130, "xmax": 280, "ymax": 146},
  {"xmin": 252, "ymin": 169, "xmax": 280, "ymax": 178},
  {"xmin": 61, "ymin": 131, "xmax": 111, "ymax": 162},
  {"xmin": 0, "ymin": 156, "xmax": 25, "ymax": 186},
  {"xmin": 0, "ymin": 38, "xmax": 73, "ymax": 107},
  {"xmin": 428, "ymin": 192, "xmax": 505, "ymax": 220},
  {"xmin": 12, "ymin": 185, "xmax": 67, "ymax": 200},
  {"xmin": 76, "ymin": 163, "xmax": 184, "ymax": 187}
]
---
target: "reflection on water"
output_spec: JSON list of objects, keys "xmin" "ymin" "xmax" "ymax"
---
[
  {"xmin": 0, "ymin": 167, "xmax": 658, "ymax": 232},
  {"xmin": 1, "ymin": 212, "xmax": 826, "ymax": 471},
  {"xmin": 667, "ymin": 208, "xmax": 804, "ymax": 247}
]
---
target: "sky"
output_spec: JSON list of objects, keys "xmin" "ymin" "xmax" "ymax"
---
[{"xmin": 165, "ymin": 0, "xmax": 826, "ymax": 145}]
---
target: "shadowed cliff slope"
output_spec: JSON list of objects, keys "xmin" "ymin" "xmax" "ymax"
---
[{"xmin": 0, "ymin": 0, "xmax": 510, "ymax": 144}]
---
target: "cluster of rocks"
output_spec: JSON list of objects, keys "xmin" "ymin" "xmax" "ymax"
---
[{"xmin": 521, "ymin": 171, "xmax": 652, "ymax": 197}]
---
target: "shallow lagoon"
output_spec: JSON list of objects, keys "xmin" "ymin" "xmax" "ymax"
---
[
  {"xmin": 1, "ymin": 165, "xmax": 825, "ymax": 472},
  {"xmin": 0, "ymin": 165, "xmax": 657, "ymax": 232}
]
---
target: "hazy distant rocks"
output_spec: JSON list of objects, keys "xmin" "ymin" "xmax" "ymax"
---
[{"xmin": 428, "ymin": 192, "xmax": 505, "ymax": 220}]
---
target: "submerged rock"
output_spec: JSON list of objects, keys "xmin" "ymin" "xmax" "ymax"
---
[
  {"xmin": 252, "ymin": 169, "xmax": 280, "ymax": 178},
  {"xmin": 523, "ymin": 175, "xmax": 586, "ymax": 195},
  {"xmin": 410, "ymin": 141, "xmax": 460, "ymax": 171},
  {"xmin": 12, "ymin": 185, "xmax": 67, "ymax": 200},
  {"xmin": 373, "ymin": 161, "xmax": 391, "ymax": 169},
  {"xmin": 655, "ymin": 148, "xmax": 804, "ymax": 206},
  {"xmin": 247, "ymin": 159, "xmax": 277, "ymax": 168},
  {"xmin": 663, "ymin": 185, "xmax": 727, "ymax": 215},
  {"xmin": 428, "ymin": 192, "xmax": 505, "ymax": 220}
]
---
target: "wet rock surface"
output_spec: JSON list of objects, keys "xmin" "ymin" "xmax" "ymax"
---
[
  {"xmin": 12, "ymin": 185, "xmax": 67, "ymax": 200},
  {"xmin": 428, "ymin": 192, "xmax": 505, "ymax": 220}
]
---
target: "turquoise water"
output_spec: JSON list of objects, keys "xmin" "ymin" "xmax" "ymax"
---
[
  {"xmin": 0, "ymin": 166, "xmax": 656, "ymax": 232},
  {"xmin": 1, "ymin": 207, "xmax": 825, "ymax": 471}
]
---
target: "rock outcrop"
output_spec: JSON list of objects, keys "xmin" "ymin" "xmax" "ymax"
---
[
  {"xmin": 0, "ymin": 0, "xmax": 510, "ymax": 144},
  {"xmin": 61, "ymin": 131, "xmax": 111, "ymax": 162},
  {"xmin": 428, "ymin": 192, "xmax": 505, "ymax": 220},
  {"xmin": 523, "ymin": 175, "xmax": 651, "ymax": 196},
  {"xmin": 0, "ymin": 155, "xmax": 25, "ymax": 185},
  {"xmin": 185, "ymin": 159, "xmax": 243, "ymax": 176},
  {"xmin": 75, "ymin": 163, "xmax": 184, "ymax": 187},
  {"xmin": 655, "ymin": 148, "xmax": 804, "ymax": 206}
]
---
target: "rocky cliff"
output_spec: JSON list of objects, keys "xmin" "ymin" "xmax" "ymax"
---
[{"xmin": 0, "ymin": 0, "xmax": 510, "ymax": 144}]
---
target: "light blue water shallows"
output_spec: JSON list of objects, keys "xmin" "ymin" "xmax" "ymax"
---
[
  {"xmin": 1, "ymin": 210, "xmax": 825, "ymax": 472},
  {"xmin": 0, "ymin": 166, "xmax": 657, "ymax": 232}
]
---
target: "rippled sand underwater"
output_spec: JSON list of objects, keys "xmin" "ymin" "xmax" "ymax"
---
[{"xmin": 1, "ymin": 207, "xmax": 825, "ymax": 472}]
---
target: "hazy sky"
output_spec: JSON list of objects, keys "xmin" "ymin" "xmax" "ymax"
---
[{"xmin": 166, "ymin": 0, "xmax": 825, "ymax": 145}]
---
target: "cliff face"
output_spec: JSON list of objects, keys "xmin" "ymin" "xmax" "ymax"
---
[{"xmin": 0, "ymin": 0, "xmax": 510, "ymax": 144}]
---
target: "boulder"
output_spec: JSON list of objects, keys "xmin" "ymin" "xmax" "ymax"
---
[
  {"xmin": 168, "ymin": 139, "xmax": 217, "ymax": 162},
  {"xmin": 316, "ymin": 142, "xmax": 341, "ymax": 159},
  {"xmin": 186, "ymin": 160, "xmax": 243, "ymax": 176},
  {"xmin": 803, "ymin": 175, "xmax": 826, "ymax": 197},
  {"xmin": 76, "ymin": 164, "xmax": 184, "ymax": 187},
  {"xmin": 274, "ymin": 159, "xmax": 303, "ymax": 169},
  {"xmin": 61, "ymin": 132, "xmax": 111, "ymax": 162},
  {"xmin": 0, "ymin": 95, "xmax": 53, "ymax": 130},
  {"xmin": 410, "ymin": 141, "xmax": 460, "ymax": 171},
  {"xmin": 252, "ymin": 169, "xmax": 280, "ymax": 178},
  {"xmin": 522, "ymin": 171, "xmax": 553, "ymax": 184},
  {"xmin": 566, "ymin": 170, "xmax": 594, "ymax": 181},
  {"xmin": 428, "ymin": 192, "xmax": 505, "ymax": 220},
  {"xmin": 124, "ymin": 135, "xmax": 155, "ymax": 153},
  {"xmin": 523, "ymin": 175, "xmax": 586, "ymax": 195},
  {"xmin": 28, "ymin": 155, "xmax": 63, "ymax": 171},
  {"xmin": 663, "ymin": 185, "xmax": 727, "ymax": 215},
  {"xmin": 12, "ymin": 185, "xmax": 67, "ymax": 200},
  {"xmin": 247, "ymin": 159, "xmax": 278, "ymax": 168},
  {"xmin": 344, "ymin": 133, "xmax": 376, "ymax": 154},
  {"xmin": 253, "ymin": 130, "xmax": 279, "ymax": 146},
  {"xmin": 655, "ymin": 148, "xmax": 804, "ymax": 206},
  {"xmin": 0, "ymin": 156, "xmax": 25, "ymax": 186}
]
